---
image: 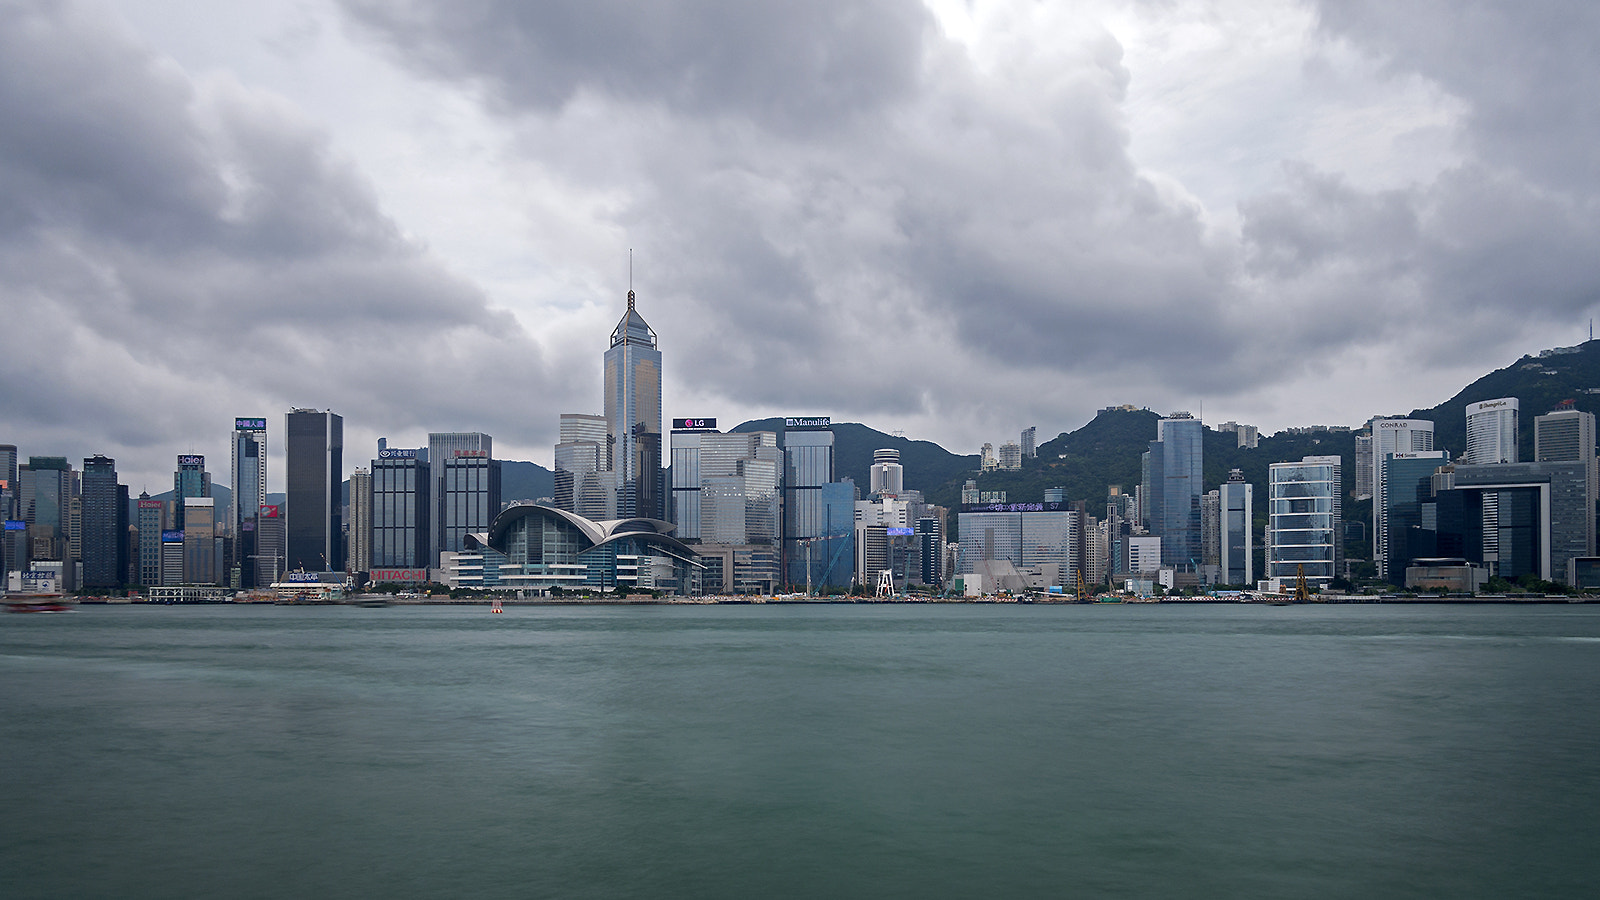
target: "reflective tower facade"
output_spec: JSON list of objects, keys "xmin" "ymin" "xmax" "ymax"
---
[
  {"xmin": 1147, "ymin": 413, "xmax": 1203, "ymax": 570},
  {"xmin": 605, "ymin": 290, "xmax": 663, "ymax": 520},
  {"xmin": 428, "ymin": 432, "xmax": 492, "ymax": 560},
  {"xmin": 231, "ymin": 417, "xmax": 268, "ymax": 587}
]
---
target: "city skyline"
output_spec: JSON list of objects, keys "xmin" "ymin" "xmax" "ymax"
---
[{"xmin": 4, "ymin": 1, "xmax": 1600, "ymax": 495}]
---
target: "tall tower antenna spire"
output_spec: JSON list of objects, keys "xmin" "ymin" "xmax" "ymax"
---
[{"xmin": 628, "ymin": 249, "xmax": 635, "ymax": 309}]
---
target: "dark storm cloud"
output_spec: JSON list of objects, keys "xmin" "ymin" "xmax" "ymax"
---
[
  {"xmin": 339, "ymin": 0, "xmax": 932, "ymax": 134},
  {"xmin": 337, "ymin": 1, "xmax": 1280, "ymax": 434},
  {"xmin": 0, "ymin": 0, "xmax": 552, "ymax": 487}
]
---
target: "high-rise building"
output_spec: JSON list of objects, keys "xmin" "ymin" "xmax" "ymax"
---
[
  {"xmin": 1534, "ymin": 406, "xmax": 1598, "ymax": 557},
  {"xmin": 1435, "ymin": 461, "xmax": 1591, "ymax": 584},
  {"xmin": 870, "ymin": 448, "xmax": 904, "ymax": 496},
  {"xmin": 0, "ymin": 445, "xmax": 15, "ymax": 577},
  {"xmin": 183, "ymin": 497, "xmax": 218, "ymax": 584},
  {"xmin": 1021, "ymin": 426, "xmax": 1037, "ymax": 459},
  {"xmin": 1371, "ymin": 418, "xmax": 1434, "ymax": 577},
  {"xmin": 1381, "ymin": 451, "xmax": 1449, "ymax": 582},
  {"xmin": 349, "ymin": 467, "xmax": 373, "ymax": 575},
  {"xmin": 285, "ymin": 408, "xmax": 344, "ymax": 573},
  {"xmin": 256, "ymin": 503, "xmax": 285, "ymax": 586},
  {"xmin": 161, "ymin": 529, "xmax": 185, "ymax": 586},
  {"xmin": 441, "ymin": 451, "xmax": 501, "ymax": 556},
  {"xmin": 1200, "ymin": 490, "xmax": 1221, "ymax": 580},
  {"xmin": 80, "ymin": 455, "xmax": 125, "ymax": 588},
  {"xmin": 916, "ymin": 515, "xmax": 944, "ymax": 587},
  {"xmin": 0, "ymin": 444, "xmax": 17, "ymax": 498},
  {"xmin": 955, "ymin": 506, "xmax": 1080, "ymax": 587},
  {"xmin": 231, "ymin": 417, "xmax": 268, "ymax": 588},
  {"xmin": 1353, "ymin": 430, "xmax": 1374, "ymax": 501},
  {"xmin": 428, "ymin": 432, "xmax": 492, "ymax": 560},
  {"xmin": 372, "ymin": 443, "xmax": 432, "ymax": 571},
  {"xmin": 555, "ymin": 414, "xmax": 613, "ymax": 520},
  {"xmin": 1465, "ymin": 398, "xmax": 1519, "ymax": 464},
  {"xmin": 668, "ymin": 426, "xmax": 780, "ymax": 593},
  {"xmin": 136, "ymin": 494, "xmax": 165, "ymax": 587},
  {"xmin": 605, "ymin": 289, "xmax": 663, "ymax": 520},
  {"xmin": 1219, "ymin": 469, "xmax": 1253, "ymax": 587},
  {"xmin": 1465, "ymin": 399, "xmax": 1519, "ymax": 566},
  {"xmin": 997, "ymin": 442, "xmax": 1023, "ymax": 470},
  {"xmin": 782, "ymin": 418, "xmax": 837, "ymax": 586},
  {"xmin": 1266, "ymin": 456, "xmax": 1342, "ymax": 589},
  {"xmin": 1145, "ymin": 413, "xmax": 1203, "ymax": 570},
  {"xmin": 21, "ymin": 457, "xmax": 74, "ymax": 573},
  {"xmin": 173, "ymin": 454, "xmax": 211, "ymax": 529}
]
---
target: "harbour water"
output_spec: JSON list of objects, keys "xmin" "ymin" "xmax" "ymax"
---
[{"xmin": 3, "ymin": 603, "xmax": 1599, "ymax": 898}]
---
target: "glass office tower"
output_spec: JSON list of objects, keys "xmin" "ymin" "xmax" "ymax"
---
[
  {"xmin": 232, "ymin": 418, "xmax": 268, "ymax": 587},
  {"xmin": 1371, "ymin": 418, "xmax": 1435, "ymax": 577},
  {"xmin": 173, "ymin": 454, "xmax": 211, "ymax": 530},
  {"xmin": 782, "ymin": 420, "xmax": 835, "ymax": 586},
  {"xmin": 1267, "ymin": 455, "xmax": 1343, "ymax": 589},
  {"xmin": 605, "ymin": 290, "xmax": 663, "ymax": 520},
  {"xmin": 429, "ymin": 432, "xmax": 493, "ymax": 560},
  {"xmin": 1147, "ymin": 413, "xmax": 1203, "ymax": 570},
  {"xmin": 80, "ymin": 455, "xmax": 124, "ymax": 588},
  {"xmin": 372, "ymin": 445, "xmax": 431, "ymax": 569},
  {"xmin": 441, "ymin": 452, "xmax": 501, "ymax": 556}
]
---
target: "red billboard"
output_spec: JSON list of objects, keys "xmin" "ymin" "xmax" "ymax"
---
[{"xmin": 370, "ymin": 568, "xmax": 428, "ymax": 583}]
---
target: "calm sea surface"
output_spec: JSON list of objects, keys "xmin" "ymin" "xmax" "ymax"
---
[{"xmin": 3, "ymin": 603, "xmax": 1599, "ymax": 899}]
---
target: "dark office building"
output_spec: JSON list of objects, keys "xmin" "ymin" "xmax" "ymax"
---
[
  {"xmin": 80, "ymin": 455, "xmax": 126, "ymax": 588},
  {"xmin": 232, "ymin": 417, "xmax": 268, "ymax": 588},
  {"xmin": 136, "ymin": 494, "xmax": 166, "ymax": 587},
  {"xmin": 441, "ymin": 451, "xmax": 500, "ymax": 557},
  {"xmin": 1441, "ymin": 461, "xmax": 1591, "ymax": 584},
  {"xmin": 285, "ymin": 408, "xmax": 344, "ymax": 573},
  {"xmin": 372, "ymin": 445, "xmax": 432, "ymax": 569},
  {"xmin": 1383, "ymin": 453, "xmax": 1450, "ymax": 585},
  {"xmin": 917, "ymin": 515, "xmax": 944, "ymax": 587}
]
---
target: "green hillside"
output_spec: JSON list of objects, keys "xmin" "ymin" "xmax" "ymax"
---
[
  {"xmin": 1405, "ymin": 340, "xmax": 1600, "ymax": 458},
  {"xmin": 731, "ymin": 417, "xmax": 979, "ymax": 495}
]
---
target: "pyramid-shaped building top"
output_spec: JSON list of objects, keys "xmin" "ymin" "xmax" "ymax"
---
[{"xmin": 610, "ymin": 290, "xmax": 656, "ymax": 348}]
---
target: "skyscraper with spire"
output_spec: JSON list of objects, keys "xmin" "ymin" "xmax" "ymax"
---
[{"xmin": 605, "ymin": 288, "xmax": 663, "ymax": 520}]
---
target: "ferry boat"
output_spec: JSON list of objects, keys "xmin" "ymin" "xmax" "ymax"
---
[{"xmin": 4, "ymin": 593, "xmax": 73, "ymax": 613}]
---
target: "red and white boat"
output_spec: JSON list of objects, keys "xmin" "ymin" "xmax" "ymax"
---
[{"xmin": 4, "ymin": 593, "xmax": 74, "ymax": 613}]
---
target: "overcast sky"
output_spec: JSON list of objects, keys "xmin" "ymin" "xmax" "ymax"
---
[{"xmin": 4, "ymin": 0, "xmax": 1597, "ymax": 493}]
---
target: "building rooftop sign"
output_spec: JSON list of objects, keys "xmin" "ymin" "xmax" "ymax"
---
[{"xmin": 785, "ymin": 417, "xmax": 831, "ymax": 429}]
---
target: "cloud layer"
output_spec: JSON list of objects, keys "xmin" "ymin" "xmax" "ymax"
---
[{"xmin": 4, "ymin": 0, "xmax": 1599, "ymax": 492}]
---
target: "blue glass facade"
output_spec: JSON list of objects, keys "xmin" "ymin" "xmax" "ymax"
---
[
  {"xmin": 782, "ymin": 425, "xmax": 837, "ymax": 586},
  {"xmin": 1149, "ymin": 415, "xmax": 1203, "ymax": 569}
]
